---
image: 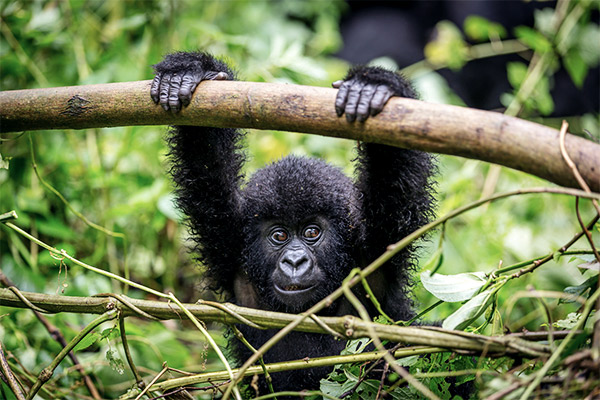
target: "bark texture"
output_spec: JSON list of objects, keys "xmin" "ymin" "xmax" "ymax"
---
[{"xmin": 0, "ymin": 80, "xmax": 598, "ymax": 191}]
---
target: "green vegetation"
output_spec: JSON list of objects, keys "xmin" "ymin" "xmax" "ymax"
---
[{"xmin": 1, "ymin": 1, "xmax": 598, "ymax": 399}]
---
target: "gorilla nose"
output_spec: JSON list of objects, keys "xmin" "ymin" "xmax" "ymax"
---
[{"xmin": 280, "ymin": 249, "xmax": 312, "ymax": 278}]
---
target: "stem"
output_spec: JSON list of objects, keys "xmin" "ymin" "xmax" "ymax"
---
[
  {"xmin": 4, "ymin": 221, "xmax": 165, "ymax": 298},
  {"xmin": 28, "ymin": 134, "xmax": 126, "ymax": 240},
  {"xmin": 119, "ymin": 314, "xmax": 144, "ymax": 389},
  {"xmin": 26, "ymin": 310, "xmax": 117, "ymax": 400},
  {"xmin": 0, "ymin": 341, "xmax": 26, "ymax": 400},
  {"xmin": 147, "ymin": 346, "xmax": 445, "ymax": 395},
  {"xmin": 167, "ymin": 294, "xmax": 242, "ymax": 400}
]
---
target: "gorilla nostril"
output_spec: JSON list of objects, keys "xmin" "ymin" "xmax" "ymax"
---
[
  {"xmin": 280, "ymin": 249, "xmax": 313, "ymax": 278},
  {"xmin": 284, "ymin": 253, "xmax": 308, "ymax": 268}
]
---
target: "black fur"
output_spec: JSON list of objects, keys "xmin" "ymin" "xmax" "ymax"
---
[{"xmin": 153, "ymin": 51, "xmax": 436, "ymax": 393}]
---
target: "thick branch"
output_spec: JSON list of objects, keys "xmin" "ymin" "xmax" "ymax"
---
[
  {"xmin": 0, "ymin": 288, "xmax": 551, "ymax": 356},
  {"xmin": 0, "ymin": 80, "xmax": 598, "ymax": 191}
]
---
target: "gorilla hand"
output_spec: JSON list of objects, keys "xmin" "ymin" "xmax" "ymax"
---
[
  {"xmin": 151, "ymin": 52, "xmax": 230, "ymax": 113},
  {"xmin": 334, "ymin": 66, "xmax": 417, "ymax": 122}
]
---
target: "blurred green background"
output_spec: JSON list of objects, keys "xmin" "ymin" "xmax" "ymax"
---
[{"xmin": 0, "ymin": 1, "xmax": 598, "ymax": 398}]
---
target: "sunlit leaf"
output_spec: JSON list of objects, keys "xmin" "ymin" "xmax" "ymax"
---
[
  {"xmin": 442, "ymin": 289, "xmax": 495, "ymax": 330},
  {"xmin": 424, "ymin": 21, "xmax": 468, "ymax": 70},
  {"xmin": 564, "ymin": 51, "xmax": 588, "ymax": 88},
  {"xmin": 553, "ymin": 312, "xmax": 582, "ymax": 330},
  {"xmin": 506, "ymin": 61, "xmax": 528, "ymax": 89},
  {"xmin": 464, "ymin": 16, "xmax": 507, "ymax": 41},
  {"xmin": 514, "ymin": 26, "xmax": 552, "ymax": 53},
  {"xmin": 421, "ymin": 270, "xmax": 487, "ymax": 302},
  {"xmin": 0, "ymin": 153, "xmax": 9, "ymax": 169}
]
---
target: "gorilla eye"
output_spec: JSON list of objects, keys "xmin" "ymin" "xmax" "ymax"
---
[
  {"xmin": 303, "ymin": 226, "xmax": 321, "ymax": 240},
  {"xmin": 270, "ymin": 230, "xmax": 289, "ymax": 243}
]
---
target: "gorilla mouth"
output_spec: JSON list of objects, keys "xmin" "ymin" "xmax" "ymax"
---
[{"xmin": 275, "ymin": 283, "xmax": 314, "ymax": 293}]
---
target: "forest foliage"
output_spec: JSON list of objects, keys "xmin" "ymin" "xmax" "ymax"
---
[{"xmin": 0, "ymin": 1, "xmax": 599, "ymax": 399}]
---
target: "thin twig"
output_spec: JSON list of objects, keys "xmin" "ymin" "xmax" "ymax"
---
[
  {"xmin": 558, "ymin": 121, "xmax": 600, "ymax": 216},
  {"xmin": 96, "ymin": 293, "xmax": 161, "ymax": 321},
  {"xmin": 26, "ymin": 310, "xmax": 118, "ymax": 400},
  {"xmin": 0, "ymin": 341, "xmax": 26, "ymax": 400},
  {"xmin": 0, "ymin": 210, "xmax": 18, "ymax": 223},
  {"xmin": 309, "ymin": 314, "xmax": 345, "ymax": 339},
  {"xmin": 558, "ymin": 119, "xmax": 600, "ymax": 362},
  {"xmin": 166, "ymin": 294, "xmax": 242, "ymax": 400},
  {"xmin": 119, "ymin": 314, "xmax": 145, "ymax": 390},
  {"xmin": 134, "ymin": 363, "xmax": 169, "ymax": 400},
  {"xmin": 28, "ymin": 134, "xmax": 127, "ymax": 240},
  {"xmin": 0, "ymin": 273, "xmax": 101, "ymax": 399},
  {"xmin": 197, "ymin": 299, "xmax": 262, "ymax": 329},
  {"xmin": 231, "ymin": 326, "xmax": 277, "ymax": 397},
  {"xmin": 341, "ymin": 269, "xmax": 440, "ymax": 400},
  {"xmin": 574, "ymin": 198, "xmax": 600, "ymax": 263}
]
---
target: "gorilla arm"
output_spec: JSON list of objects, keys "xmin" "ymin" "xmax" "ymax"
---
[
  {"xmin": 335, "ymin": 66, "xmax": 437, "ymax": 320},
  {"xmin": 152, "ymin": 52, "xmax": 245, "ymax": 292}
]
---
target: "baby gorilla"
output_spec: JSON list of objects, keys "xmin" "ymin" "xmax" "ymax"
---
[{"xmin": 151, "ymin": 51, "xmax": 435, "ymax": 392}]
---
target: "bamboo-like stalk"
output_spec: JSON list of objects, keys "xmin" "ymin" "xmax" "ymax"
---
[{"xmin": 0, "ymin": 80, "xmax": 598, "ymax": 191}]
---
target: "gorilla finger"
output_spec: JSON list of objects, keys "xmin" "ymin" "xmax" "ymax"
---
[
  {"xmin": 159, "ymin": 74, "xmax": 172, "ymax": 111},
  {"xmin": 168, "ymin": 73, "xmax": 184, "ymax": 112},
  {"xmin": 344, "ymin": 80, "xmax": 366, "ymax": 122},
  {"xmin": 356, "ymin": 83, "xmax": 377, "ymax": 122},
  {"xmin": 204, "ymin": 70, "xmax": 229, "ymax": 81},
  {"xmin": 179, "ymin": 72, "xmax": 200, "ymax": 107},
  {"xmin": 334, "ymin": 80, "xmax": 352, "ymax": 117},
  {"xmin": 331, "ymin": 80, "xmax": 343, "ymax": 89},
  {"xmin": 370, "ymin": 85, "xmax": 394, "ymax": 116},
  {"xmin": 150, "ymin": 74, "xmax": 162, "ymax": 103}
]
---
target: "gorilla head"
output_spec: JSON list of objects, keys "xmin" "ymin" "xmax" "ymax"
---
[{"xmin": 240, "ymin": 156, "xmax": 364, "ymax": 312}]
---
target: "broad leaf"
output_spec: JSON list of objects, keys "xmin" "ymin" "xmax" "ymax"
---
[
  {"xmin": 442, "ymin": 289, "xmax": 495, "ymax": 330},
  {"xmin": 421, "ymin": 270, "xmax": 487, "ymax": 302}
]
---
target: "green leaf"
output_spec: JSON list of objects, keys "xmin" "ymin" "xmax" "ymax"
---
[
  {"xmin": 561, "ymin": 275, "xmax": 598, "ymax": 304},
  {"xmin": 424, "ymin": 21, "xmax": 468, "ymax": 70},
  {"xmin": 514, "ymin": 26, "xmax": 552, "ymax": 53},
  {"xmin": 395, "ymin": 355, "xmax": 419, "ymax": 367},
  {"xmin": 553, "ymin": 312, "xmax": 582, "ymax": 330},
  {"xmin": 564, "ymin": 49, "xmax": 588, "ymax": 88},
  {"xmin": 421, "ymin": 270, "xmax": 487, "ymax": 302},
  {"xmin": 506, "ymin": 61, "xmax": 528, "ymax": 89},
  {"xmin": 0, "ymin": 153, "xmax": 9, "ymax": 169},
  {"xmin": 73, "ymin": 332, "xmax": 101, "ymax": 352},
  {"xmin": 341, "ymin": 337, "xmax": 370, "ymax": 355},
  {"xmin": 533, "ymin": 75, "xmax": 554, "ymax": 115},
  {"xmin": 442, "ymin": 289, "xmax": 495, "ymax": 330},
  {"xmin": 320, "ymin": 369, "xmax": 358, "ymax": 397},
  {"xmin": 100, "ymin": 327, "xmax": 120, "ymax": 341},
  {"xmin": 579, "ymin": 24, "xmax": 600, "ymax": 66},
  {"xmin": 464, "ymin": 16, "xmax": 507, "ymax": 42}
]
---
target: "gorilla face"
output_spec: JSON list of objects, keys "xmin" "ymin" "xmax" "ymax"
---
[
  {"xmin": 238, "ymin": 211, "xmax": 357, "ymax": 313},
  {"xmin": 267, "ymin": 220, "xmax": 326, "ymax": 308},
  {"xmin": 238, "ymin": 156, "xmax": 364, "ymax": 312}
]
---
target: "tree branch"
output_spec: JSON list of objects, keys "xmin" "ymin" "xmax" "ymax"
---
[
  {"xmin": 0, "ymin": 288, "xmax": 561, "ymax": 357},
  {"xmin": 0, "ymin": 80, "xmax": 598, "ymax": 191}
]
